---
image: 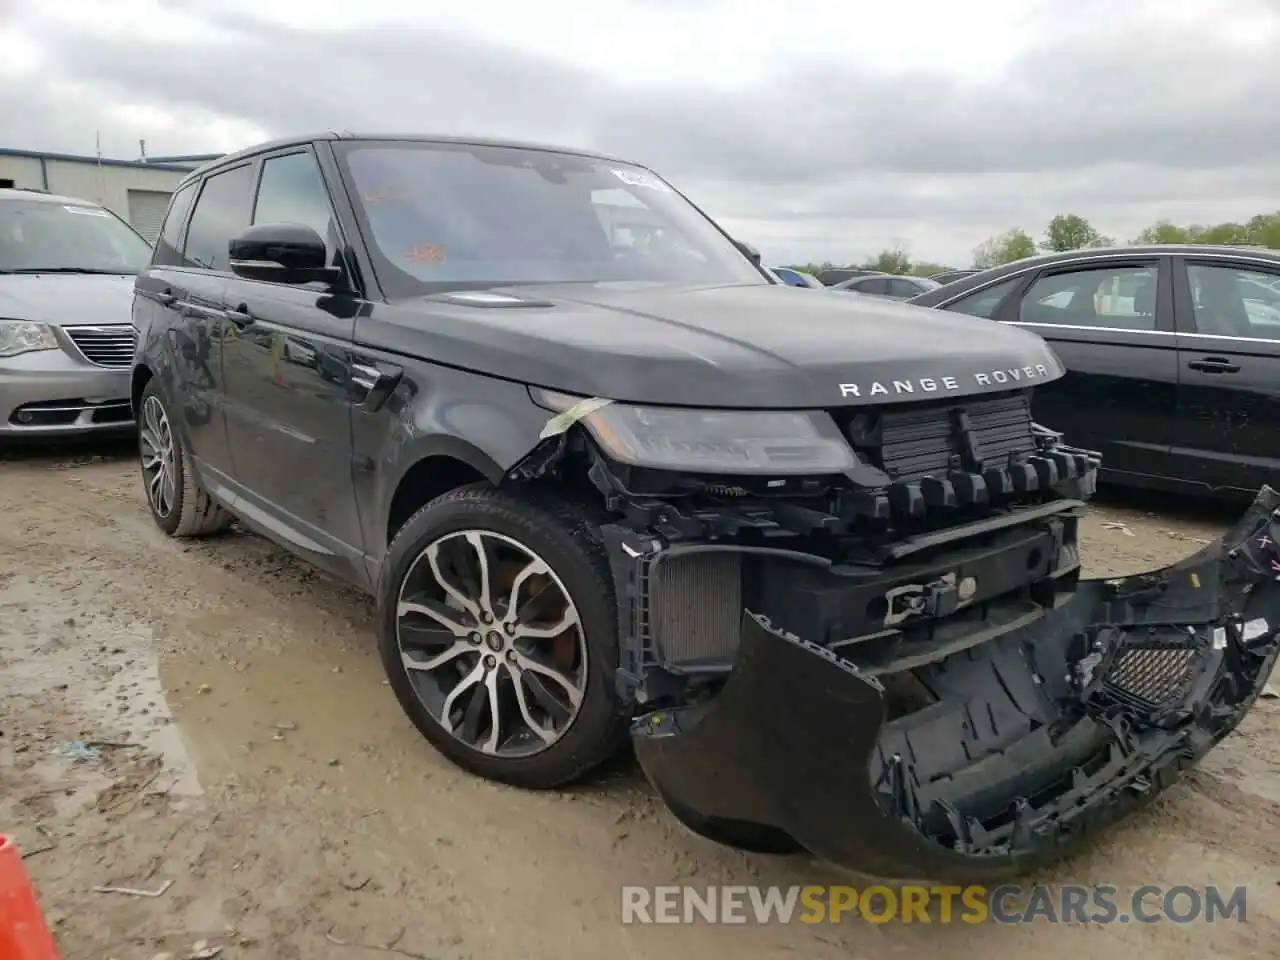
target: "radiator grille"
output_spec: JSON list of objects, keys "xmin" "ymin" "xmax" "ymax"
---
[
  {"xmin": 64, "ymin": 325, "xmax": 137, "ymax": 370},
  {"xmin": 1103, "ymin": 647, "xmax": 1197, "ymax": 710},
  {"xmin": 843, "ymin": 392, "xmax": 1037, "ymax": 483},
  {"xmin": 650, "ymin": 553, "xmax": 742, "ymax": 665}
]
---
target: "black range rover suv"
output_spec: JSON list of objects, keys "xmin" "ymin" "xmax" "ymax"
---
[{"xmin": 130, "ymin": 133, "xmax": 1280, "ymax": 881}]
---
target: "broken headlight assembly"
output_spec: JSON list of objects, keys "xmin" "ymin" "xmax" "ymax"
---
[{"xmin": 529, "ymin": 388, "xmax": 858, "ymax": 474}]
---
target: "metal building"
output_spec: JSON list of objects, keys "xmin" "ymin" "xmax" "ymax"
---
[{"xmin": 0, "ymin": 148, "xmax": 221, "ymax": 242}]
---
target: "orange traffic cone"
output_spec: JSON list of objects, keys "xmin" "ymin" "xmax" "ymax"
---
[{"xmin": 0, "ymin": 834, "xmax": 61, "ymax": 960}]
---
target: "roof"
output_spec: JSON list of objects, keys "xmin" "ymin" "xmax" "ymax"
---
[
  {"xmin": 0, "ymin": 186, "xmax": 104, "ymax": 206},
  {"xmin": 183, "ymin": 131, "xmax": 641, "ymax": 184},
  {"xmin": 0, "ymin": 146, "xmax": 199, "ymax": 173},
  {"xmin": 983, "ymin": 243, "xmax": 1280, "ymax": 270}
]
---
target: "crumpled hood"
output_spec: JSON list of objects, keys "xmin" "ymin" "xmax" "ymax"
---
[
  {"xmin": 363, "ymin": 281, "xmax": 1065, "ymax": 409},
  {"xmin": 0, "ymin": 274, "xmax": 137, "ymax": 327}
]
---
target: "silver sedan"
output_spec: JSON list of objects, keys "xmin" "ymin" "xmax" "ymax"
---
[{"xmin": 0, "ymin": 188, "xmax": 151, "ymax": 439}]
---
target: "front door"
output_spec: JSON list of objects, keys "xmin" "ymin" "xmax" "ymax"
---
[
  {"xmin": 219, "ymin": 148, "xmax": 367, "ymax": 584},
  {"xmin": 997, "ymin": 256, "xmax": 1179, "ymax": 484},
  {"xmin": 1171, "ymin": 256, "xmax": 1280, "ymax": 495}
]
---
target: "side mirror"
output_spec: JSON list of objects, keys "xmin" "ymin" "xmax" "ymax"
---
[
  {"xmin": 733, "ymin": 239, "xmax": 762, "ymax": 266},
  {"xmin": 228, "ymin": 222, "xmax": 342, "ymax": 285}
]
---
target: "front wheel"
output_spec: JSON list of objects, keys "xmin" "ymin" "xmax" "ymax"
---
[{"xmin": 376, "ymin": 484, "xmax": 631, "ymax": 789}]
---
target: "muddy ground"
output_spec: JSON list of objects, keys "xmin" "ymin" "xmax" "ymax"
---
[{"xmin": 1, "ymin": 441, "xmax": 1277, "ymax": 960}]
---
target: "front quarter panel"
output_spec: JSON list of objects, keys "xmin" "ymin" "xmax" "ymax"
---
[{"xmin": 350, "ymin": 354, "xmax": 556, "ymax": 563}]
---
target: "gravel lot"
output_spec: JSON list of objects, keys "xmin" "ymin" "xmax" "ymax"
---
[{"xmin": 2, "ymin": 441, "xmax": 1277, "ymax": 959}]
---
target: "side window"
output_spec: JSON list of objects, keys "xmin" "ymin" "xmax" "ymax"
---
[
  {"xmin": 889, "ymin": 277, "xmax": 922, "ymax": 298},
  {"xmin": 857, "ymin": 277, "xmax": 890, "ymax": 295},
  {"xmin": 253, "ymin": 151, "xmax": 338, "ymax": 264},
  {"xmin": 942, "ymin": 277, "xmax": 1021, "ymax": 320},
  {"xmin": 152, "ymin": 182, "xmax": 197, "ymax": 267},
  {"xmin": 1019, "ymin": 264, "xmax": 1159, "ymax": 330},
  {"xmin": 183, "ymin": 164, "xmax": 255, "ymax": 272},
  {"xmin": 1187, "ymin": 263, "xmax": 1280, "ymax": 339}
]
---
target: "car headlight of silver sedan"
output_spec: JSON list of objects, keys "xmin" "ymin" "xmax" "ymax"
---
[{"xmin": 0, "ymin": 318, "xmax": 59, "ymax": 359}]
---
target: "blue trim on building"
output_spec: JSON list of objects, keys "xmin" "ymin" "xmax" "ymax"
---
[{"xmin": 0, "ymin": 147, "xmax": 212, "ymax": 172}]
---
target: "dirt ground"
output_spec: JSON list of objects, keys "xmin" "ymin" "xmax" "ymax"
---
[{"xmin": 1, "ymin": 441, "xmax": 1277, "ymax": 960}]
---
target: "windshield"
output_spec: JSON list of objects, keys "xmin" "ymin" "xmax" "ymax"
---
[
  {"xmin": 334, "ymin": 141, "xmax": 766, "ymax": 296},
  {"xmin": 0, "ymin": 199, "xmax": 153, "ymax": 274}
]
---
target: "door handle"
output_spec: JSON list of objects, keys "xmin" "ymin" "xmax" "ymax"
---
[
  {"xmin": 152, "ymin": 289, "xmax": 177, "ymax": 307},
  {"xmin": 1187, "ymin": 356, "xmax": 1240, "ymax": 374},
  {"xmin": 225, "ymin": 305, "xmax": 254, "ymax": 329},
  {"xmin": 349, "ymin": 359, "xmax": 404, "ymax": 412}
]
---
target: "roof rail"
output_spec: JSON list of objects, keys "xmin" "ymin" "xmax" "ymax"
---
[{"xmin": 4, "ymin": 186, "xmax": 51, "ymax": 195}]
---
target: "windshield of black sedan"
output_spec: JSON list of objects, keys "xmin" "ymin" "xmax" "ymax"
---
[
  {"xmin": 0, "ymin": 199, "xmax": 153, "ymax": 274},
  {"xmin": 336, "ymin": 142, "xmax": 766, "ymax": 294}
]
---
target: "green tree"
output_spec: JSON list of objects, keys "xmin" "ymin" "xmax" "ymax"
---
[
  {"xmin": 861, "ymin": 246, "xmax": 912, "ymax": 275},
  {"xmin": 973, "ymin": 228, "xmax": 1036, "ymax": 269},
  {"xmin": 1245, "ymin": 212, "xmax": 1280, "ymax": 248},
  {"xmin": 1133, "ymin": 220, "xmax": 1190, "ymax": 244},
  {"xmin": 1041, "ymin": 214, "xmax": 1111, "ymax": 252}
]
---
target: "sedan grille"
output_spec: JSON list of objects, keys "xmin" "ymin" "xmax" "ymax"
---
[
  {"xmin": 65, "ymin": 325, "xmax": 137, "ymax": 370},
  {"xmin": 841, "ymin": 391, "xmax": 1037, "ymax": 483}
]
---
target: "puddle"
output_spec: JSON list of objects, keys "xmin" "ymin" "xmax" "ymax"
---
[{"xmin": 0, "ymin": 575, "xmax": 204, "ymax": 800}]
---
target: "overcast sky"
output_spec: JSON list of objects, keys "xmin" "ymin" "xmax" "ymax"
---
[{"xmin": 2, "ymin": 0, "xmax": 1277, "ymax": 266}]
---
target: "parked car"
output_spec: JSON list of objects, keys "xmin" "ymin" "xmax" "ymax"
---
[
  {"xmin": 770, "ymin": 267, "xmax": 825, "ymax": 289},
  {"xmin": 908, "ymin": 245, "xmax": 1280, "ymax": 499},
  {"xmin": 130, "ymin": 134, "xmax": 1278, "ymax": 881},
  {"xmin": 0, "ymin": 187, "xmax": 151, "ymax": 438},
  {"xmin": 832, "ymin": 273, "xmax": 942, "ymax": 299},
  {"xmin": 814, "ymin": 267, "xmax": 883, "ymax": 286},
  {"xmin": 928, "ymin": 268, "xmax": 982, "ymax": 285}
]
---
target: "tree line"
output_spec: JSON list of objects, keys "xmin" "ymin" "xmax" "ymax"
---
[{"xmin": 784, "ymin": 211, "xmax": 1280, "ymax": 278}]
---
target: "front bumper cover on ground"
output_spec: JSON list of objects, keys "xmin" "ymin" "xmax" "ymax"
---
[{"xmin": 631, "ymin": 487, "xmax": 1280, "ymax": 881}]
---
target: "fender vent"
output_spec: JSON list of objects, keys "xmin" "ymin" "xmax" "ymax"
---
[
  {"xmin": 650, "ymin": 553, "xmax": 742, "ymax": 666},
  {"xmin": 1103, "ymin": 647, "xmax": 1197, "ymax": 710}
]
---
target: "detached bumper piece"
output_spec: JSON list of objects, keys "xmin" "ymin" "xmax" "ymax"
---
[{"xmin": 629, "ymin": 487, "xmax": 1280, "ymax": 881}]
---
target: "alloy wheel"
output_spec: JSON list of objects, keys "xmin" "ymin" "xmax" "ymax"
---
[
  {"xmin": 395, "ymin": 529, "xmax": 588, "ymax": 758},
  {"xmin": 139, "ymin": 395, "xmax": 177, "ymax": 519}
]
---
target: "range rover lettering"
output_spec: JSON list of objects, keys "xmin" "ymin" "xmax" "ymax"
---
[{"xmin": 130, "ymin": 133, "xmax": 1280, "ymax": 881}]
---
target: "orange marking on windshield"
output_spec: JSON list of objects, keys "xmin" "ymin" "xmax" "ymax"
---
[{"xmin": 405, "ymin": 244, "xmax": 446, "ymax": 264}]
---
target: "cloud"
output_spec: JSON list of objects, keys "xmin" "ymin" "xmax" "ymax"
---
[{"xmin": 3, "ymin": 0, "xmax": 1278, "ymax": 265}]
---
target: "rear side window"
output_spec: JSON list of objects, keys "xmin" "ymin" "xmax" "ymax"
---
[
  {"xmin": 942, "ymin": 277, "xmax": 1020, "ymax": 320},
  {"xmin": 855, "ymin": 277, "xmax": 890, "ymax": 295},
  {"xmin": 152, "ymin": 181, "xmax": 197, "ymax": 267},
  {"xmin": 889, "ymin": 277, "xmax": 923, "ymax": 298},
  {"xmin": 183, "ymin": 164, "xmax": 255, "ymax": 272},
  {"xmin": 1019, "ymin": 265, "xmax": 1159, "ymax": 330}
]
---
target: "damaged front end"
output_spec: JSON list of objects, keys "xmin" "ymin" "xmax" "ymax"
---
[
  {"xmin": 614, "ymin": 492, "xmax": 1280, "ymax": 881},
  {"xmin": 519, "ymin": 386, "xmax": 1280, "ymax": 879}
]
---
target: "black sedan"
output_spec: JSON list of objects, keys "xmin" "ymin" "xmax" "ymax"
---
[{"xmin": 907, "ymin": 244, "xmax": 1280, "ymax": 499}]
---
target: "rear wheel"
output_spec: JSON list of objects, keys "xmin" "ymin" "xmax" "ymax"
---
[
  {"xmin": 377, "ymin": 484, "xmax": 630, "ymax": 788},
  {"xmin": 138, "ymin": 379, "xmax": 233, "ymax": 537}
]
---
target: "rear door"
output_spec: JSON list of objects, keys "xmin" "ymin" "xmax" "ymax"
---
[
  {"xmin": 1170, "ymin": 255, "xmax": 1280, "ymax": 495},
  {"xmin": 995, "ymin": 256, "xmax": 1179, "ymax": 482},
  {"xmin": 133, "ymin": 167, "xmax": 256, "ymax": 478}
]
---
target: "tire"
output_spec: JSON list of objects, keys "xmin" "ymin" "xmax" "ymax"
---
[
  {"xmin": 376, "ymin": 483, "xmax": 631, "ymax": 789},
  {"xmin": 137, "ymin": 379, "xmax": 233, "ymax": 538}
]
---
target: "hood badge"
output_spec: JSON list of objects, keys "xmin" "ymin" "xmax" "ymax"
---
[{"xmin": 838, "ymin": 364, "xmax": 1050, "ymax": 399}]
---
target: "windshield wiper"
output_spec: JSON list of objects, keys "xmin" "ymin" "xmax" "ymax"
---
[{"xmin": 9, "ymin": 267, "xmax": 132, "ymax": 275}]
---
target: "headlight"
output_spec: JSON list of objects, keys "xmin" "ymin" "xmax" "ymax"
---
[
  {"xmin": 0, "ymin": 319, "xmax": 59, "ymax": 359},
  {"xmin": 531, "ymin": 388, "xmax": 857, "ymax": 474}
]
